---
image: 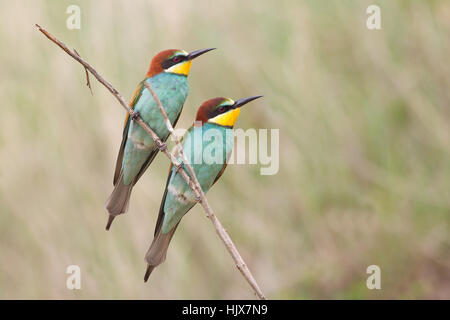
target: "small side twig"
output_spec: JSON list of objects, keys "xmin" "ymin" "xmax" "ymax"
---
[
  {"xmin": 36, "ymin": 24, "xmax": 266, "ymax": 300},
  {"xmin": 74, "ymin": 49, "xmax": 93, "ymax": 95}
]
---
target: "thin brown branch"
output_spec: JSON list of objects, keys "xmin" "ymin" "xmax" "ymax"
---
[{"xmin": 36, "ymin": 24, "xmax": 266, "ymax": 300}]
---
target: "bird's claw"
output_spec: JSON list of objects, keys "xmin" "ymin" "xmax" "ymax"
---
[
  {"xmin": 130, "ymin": 110, "xmax": 140, "ymax": 120},
  {"xmin": 175, "ymin": 162, "xmax": 183, "ymax": 172},
  {"xmin": 157, "ymin": 141, "xmax": 167, "ymax": 151}
]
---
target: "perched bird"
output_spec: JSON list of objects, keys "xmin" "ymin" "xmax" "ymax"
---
[
  {"xmin": 144, "ymin": 95, "xmax": 262, "ymax": 281},
  {"xmin": 106, "ymin": 48, "xmax": 215, "ymax": 230}
]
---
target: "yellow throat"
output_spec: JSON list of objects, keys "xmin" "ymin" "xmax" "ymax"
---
[
  {"xmin": 166, "ymin": 60, "xmax": 192, "ymax": 76},
  {"xmin": 208, "ymin": 108, "xmax": 241, "ymax": 127}
]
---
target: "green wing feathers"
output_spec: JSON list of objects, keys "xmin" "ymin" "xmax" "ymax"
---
[{"xmin": 113, "ymin": 82, "xmax": 144, "ymax": 185}]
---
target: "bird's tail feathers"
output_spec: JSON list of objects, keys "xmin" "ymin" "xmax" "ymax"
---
[
  {"xmin": 105, "ymin": 174, "xmax": 133, "ymax": 230},
  {"xmin": 144, "ymin": 223, "xmax": 179, "ymax": 282}
]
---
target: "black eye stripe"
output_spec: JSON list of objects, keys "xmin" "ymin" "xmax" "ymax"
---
[
  {"xmin": 209, "ymin": 105, "xmax": 231, "ymax": 118},
  {"xmin": 161, "ymin": 55, "xmax": 187, "ymax": 69}
]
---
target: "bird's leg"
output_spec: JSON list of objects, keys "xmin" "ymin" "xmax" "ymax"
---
[
  {"xmin": 130, "ymin": 110, "xmax": 140, "ymax": 120},
  {"xmin": 156, "ymin": 140, "xmax": 167, "ymax": 151},
  {"xmin": 174, "ymin": 162, "xmax": 183, "ymax": 172}
]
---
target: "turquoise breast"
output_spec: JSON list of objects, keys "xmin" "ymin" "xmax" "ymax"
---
[{"xmin": 161, "ymin": 123, "xmax": 234, "ymax": 233}]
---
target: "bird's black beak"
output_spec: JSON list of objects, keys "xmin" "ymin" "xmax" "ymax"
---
[
  {"xmin": 187, "ymin": 48, "xmax": 216, "ymax": 60},
  {"xmin": 232, "ymin": 95, "xmax": 263, "ymax": 109}
]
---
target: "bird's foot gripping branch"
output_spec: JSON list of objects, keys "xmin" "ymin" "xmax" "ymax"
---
[
  {"xmin": 130, "ymin": 110, "xmax": 140, "ymax": 121},
  {"xmin": 36, "ymin": 24, "xmax": 266, "ymax": 300}
]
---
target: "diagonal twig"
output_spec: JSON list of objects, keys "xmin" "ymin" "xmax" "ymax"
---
[{"xmin": 36, "ymin": 24, "xmax": 266, "ymax": 300}]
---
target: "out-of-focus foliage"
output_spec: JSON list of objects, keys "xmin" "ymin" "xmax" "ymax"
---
[{"xmin": 0, "ymin": 0, "xmax": 449, "ymax": 299}]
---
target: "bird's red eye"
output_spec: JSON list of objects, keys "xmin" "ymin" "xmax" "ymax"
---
[
  {"xmin": 172, "ymin": 56, "xmax": 181, "ymax": 63},
  {"xmin": 218, "ymin": 106, "xmax": 226, "ymax": 112}
]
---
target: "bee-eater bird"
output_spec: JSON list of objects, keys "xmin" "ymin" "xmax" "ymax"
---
[
  {"xmin": 144, "ymin": 95, "xmax": 262, "ymax": 281},
  {"xmin": 105, "ymin": 48, "xmax": 215, "ymax": 230}
]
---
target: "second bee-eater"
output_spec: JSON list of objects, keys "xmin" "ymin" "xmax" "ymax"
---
[
  {"xmin": 105, "ymin": 48, "xmax": 215, "ymax": 230},
  {"xmin": 144, "ymin": 95, "xmax": 262, "ymax": 281}
]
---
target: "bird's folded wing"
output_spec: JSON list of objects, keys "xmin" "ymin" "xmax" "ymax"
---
[
  {"xmin": 154, "ymin": 163, "xmax": 174, "ymax": 236},
  {"xmin": 113, "ymin": 81, "xmax": 145, "ymax": 185}
]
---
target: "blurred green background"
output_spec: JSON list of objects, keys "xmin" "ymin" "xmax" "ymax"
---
[{"xmin": 0, "ymin": 0, "xmax": 449, "ymax": 299}]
